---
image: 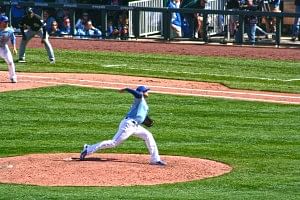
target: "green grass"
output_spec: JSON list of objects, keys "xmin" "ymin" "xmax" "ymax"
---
[
  {"xmin": 1, "ymin": 48, "xmax": 299, "ymax": 93},
  {"xmin": 0, "ymin": 86, "xmax": 299, "ymax": 199}
]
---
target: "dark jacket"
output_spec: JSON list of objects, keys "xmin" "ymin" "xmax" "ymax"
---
[
  {"xmin": 226, "ymin": 0, "xmax": 240, "ymax": 9},
  {"xmin": 180, "ymin": 0, "xmax": 205, "ymax": 9},
  {"xmin": 19, "ymin": 14, "xmax": 44, "ymax": 32},
  {"xmin": 19, "ymin": 13, "xmax": 46, "ymax": 38}
]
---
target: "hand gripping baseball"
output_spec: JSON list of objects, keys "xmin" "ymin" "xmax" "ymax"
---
[{"xmin": 142, "ymin": 115, "xmax": 154, "ymax": 127}]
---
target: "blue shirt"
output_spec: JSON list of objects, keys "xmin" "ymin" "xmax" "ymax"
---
[
  {"xmin": 273, "ymin": 0, "xmax": 280, "ymax": 7},
  {"xmin": 61, "ymin": 25, "xmax": 73, "ymax": 35},
  {"xmin": 168, "ymin": 1, "xmax": 181, "ymax": 27},
  {"xmin": 125, "ymin": 88, "xmax": 149, "ymax": 124},
  {"xmin": 0, "ymin": 27, "xmax": 16, "ymax": 48},
  {"xmin": 76, "ymin": 27, "xmax": 102, "ymax": 39}
]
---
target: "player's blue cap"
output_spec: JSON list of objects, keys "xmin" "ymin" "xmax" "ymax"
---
[
  {"xmin": 0, "ymin": 15, "xmax": 9, "ymax": 23},
  {"xmin": 136, "ymin": 85, "xmax": 150, "ymax": 93}
]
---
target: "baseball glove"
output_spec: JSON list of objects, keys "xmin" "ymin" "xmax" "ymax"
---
[{"xmin": 142, "ymin": 115, "xmax": 154, "ymax": 127}]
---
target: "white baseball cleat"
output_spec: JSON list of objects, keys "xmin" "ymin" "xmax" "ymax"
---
[
  {"xmin": 18, "ymin": 59, "xmax": 26, "ymax": 63},
  {"xmin": 150, "ymin": 160, "xmax": 166, "ymax": 166},
  {"xmin": 10, "ymin": 78, "xmax": 17, "ymax": 83}
]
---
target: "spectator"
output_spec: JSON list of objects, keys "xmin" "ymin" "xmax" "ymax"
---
[
  {"xmin": 121, "ymin": 24, "xmax": 129, "ymax": 40},
  {"xmin": 75, "ymin": 12, "xmax": 90, "ymax": 31},
  {"xmin": 226, "ymin": 0, "xmax": 240, "ymax": 37},
  {"xmin": 76, "ymin": 20, "xmax": 102, "ymax": 39},
  {"xmin": 106, "ymin": 0, "xmax": 127, "ymax": 32},
  {"xmin": 43, "ymin": 9, "xmax": 56, "ymax": 33},
  {"xmin": 111, "ymin": 26, "xmax": 120, "ymax": 39},
  {"xmin": 48, "ymin": 20, "xmax": 61, "ymax": 37},
  {"xmin": 116, "ymin": 15, "xmax": 129, "ymax": 40},
  {"xmin": 194, "ymin": 0, "xmax": 207, "ymax": 39},
  {"xmin": 56, "ymin": 8, "xmax": 73, "ymax": 28},
  {"xmin": 60, "ymin": 16, "xmax": 74, "ymax": 36},
  {"xmin": 121, "ymin": 17, "xmax": 129, "ymax": 40},
  {"xmin": 106, "ymin": 19, "xmax": 114, "ymax": 38},
  {"xmin": 110, "ymin": 14, "xmax": 128, "ymax": 40},
  {"xmin": 54, "ymin": 0, "xmax": 75, "ymax": 28},
  {"xmin": 291, "ymin": 0, "xmax": 300, "ymax": 41},
  {"xmin": 11, "ymin": 5, "xmax": 25, "ymax": 29},
  {"xmin": 261, "ymin": 0, "xmax": 281, "ymax": 34},
  {"xmin": 242, "ymin": 0, "xmax": 257, "ymax": 45},
  {"xmin": 180, "ymin": 0, "xmax": 207, "ymax": 38},
  {"xmin": 168, "ymin": 0, "xmax": 182, "ymax": 38}
]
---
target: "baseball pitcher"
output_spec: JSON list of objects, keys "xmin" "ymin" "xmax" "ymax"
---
[
  {"xmin": 0, "ymin": 15, "xmax": 17, "ymax": 83},
  {"xmin": 18, "ymin": 7, "xmax": 55, "ymax": 63},
  {"xmin": 80, "ymin": 85, "xmax": 166, "ymax": 166}
]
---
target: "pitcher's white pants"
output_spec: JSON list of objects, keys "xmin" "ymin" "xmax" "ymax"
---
[
  {"xmin": 0, "ymin": 45, "xmax": 16, "ymax": 80},
  {"xmin": 87, "ymin": 118, "xmax": 161, "ymax": 163}
]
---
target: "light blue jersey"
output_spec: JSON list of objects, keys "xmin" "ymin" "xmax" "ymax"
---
[
  {"xmin": 0, "ymin": 27, "xmax": 16, "ymax": 48},
  {"xmin": 125, "ymin": 88, "xmax": 149, "ymax": 124}
]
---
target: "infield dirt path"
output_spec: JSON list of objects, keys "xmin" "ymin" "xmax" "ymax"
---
[
  {"xmin": 1, "ymin": 71, "xmax": 300, "ymax": 104},
  {"xmin": 1, "ymin": 37, "xmax": 300, "ymax": 104}
]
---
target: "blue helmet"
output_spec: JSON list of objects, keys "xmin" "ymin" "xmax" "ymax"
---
[
  {"xmin": 0, "ymin": 15, "xmax": 9, "ymax": 23},
  {"xmin": 136, "ymin": 85, "xmax": 150, "ymax": 93}
]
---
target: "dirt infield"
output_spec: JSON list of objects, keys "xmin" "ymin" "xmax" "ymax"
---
[
  {"xmin": 0, "ymin": 38, "xmax": 299, "ymax": 187},
  {"xmin": 0, "ymin": 153, "xmax": 232, "ymax": 186},
  {"xmin": 1, "ymin": 72, "xmax": 299, "ymax": 104}
]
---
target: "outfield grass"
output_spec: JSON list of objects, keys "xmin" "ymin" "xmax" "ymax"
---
[
  {"xmin": 0, "ymin": 48, "xmax": 299, "ymax": 93},
  {"xmin": 0, "ymin": 86, "xmax": 299, "ymax": 199}
]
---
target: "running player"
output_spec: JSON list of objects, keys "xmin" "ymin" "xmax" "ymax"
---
[
  {"xmin": 0, "ymin": 15, "xmax": 17, "ymax": 83},
  {"xmin": 18, "ymin": 7, "xmax": 55, "ymax": 64},
  {"xmin": 80, "ymin": 85, "xmax": 166, "ymax": 166}
]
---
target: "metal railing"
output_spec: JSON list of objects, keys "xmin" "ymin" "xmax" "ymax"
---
[{"xmin": 128, "ymin": 0, "xmax": 163, "ymax": 37}]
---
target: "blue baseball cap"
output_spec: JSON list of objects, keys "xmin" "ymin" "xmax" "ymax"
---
[
  {"xmin": 136, "ymin": 85, "xmax": 150, "ymax": 93},
  {"xmin": 0, "ymin": 15, "xmax": 9, "ymax": 23}
]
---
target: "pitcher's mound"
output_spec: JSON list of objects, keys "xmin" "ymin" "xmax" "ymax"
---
[{"xmin": 0, "ymin": 153, "xmax": 232, "ymax": 186}]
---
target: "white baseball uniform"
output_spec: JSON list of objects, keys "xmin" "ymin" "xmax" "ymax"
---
[
  {"xmin": 0, "ymin": 26, "xmax": 17, "ymax": 82},
  {"xmin": 84, "ymin": 87, "xmax": 162, "ymax": 164}
]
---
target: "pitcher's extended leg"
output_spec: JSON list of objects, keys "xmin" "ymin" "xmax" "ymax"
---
[
  {"xmin": 85, "ymin": 119, "xmax": 135, "ymax": 154},
  {"xmin": 134, "ymin": 126, "xmax": 161, "ymax": 163}
]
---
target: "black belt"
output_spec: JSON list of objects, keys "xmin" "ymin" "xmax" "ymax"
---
[{"xmin": 125, "ymin": 117, "xmax": 138, "ymax": 124}]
